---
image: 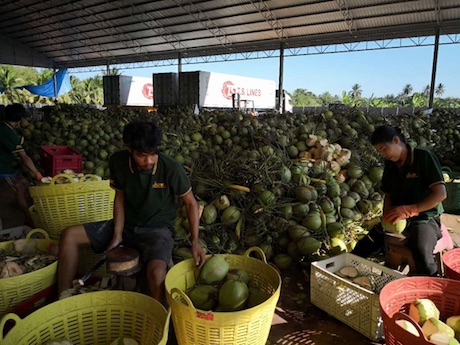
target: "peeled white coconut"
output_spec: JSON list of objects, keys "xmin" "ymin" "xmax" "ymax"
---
[
  {"xmin": 422, "ymin": 318, "xmax": 455, "ymax": 338},
  {"xmin": 429, "ymin": 332, "xmax": 460, "ymax": 345},
  {"xmin": 110, "ymin": 337, "xmax": 139, "ymax": 345},
  {"xmin": 395, "ymin": 319, "xmax": 419, "ymax": 336},
  {"xmin": 409, "ymin": 299, "xmax": 440, "ymax": 326}
]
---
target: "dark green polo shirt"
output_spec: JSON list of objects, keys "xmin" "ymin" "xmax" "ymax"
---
[
  {"xmin": 381, "ymin": 145, "xmax": 444, "ymax": 223},
  {"xmin": 109, "ymin": 150, "xmax": 191, "ymax": 227},
  {"xmin": 0, "ymin": 121, "xmax": 24, "ymax": 175}
]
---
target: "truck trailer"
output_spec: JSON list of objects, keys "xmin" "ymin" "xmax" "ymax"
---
[
  {"xmin": 103, "ymin": 75, "xmax": 153, "ymax": 107},
  {"xmin": 153, "ymin": 71, "xmax": 278, "ymax": 111}
]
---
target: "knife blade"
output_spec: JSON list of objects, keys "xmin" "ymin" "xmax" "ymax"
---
[{"xmin": 73, "ymin": 256, "xmax": 107, "ymax": 286}]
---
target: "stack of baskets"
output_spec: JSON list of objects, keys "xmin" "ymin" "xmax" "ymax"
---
[
  {"xmin": 29, "ymin": 173, "xmax": 115, "ymax": 276},
  {"xmin": 379, "ymin": 277, "xmax": 460, "ymax": 345},
  {"xmin": 0, "ymin": 229, "xmax": 58, "ymax": 317},
  {"xmin": 0, "ymin": 290, "xmax": 170, "ymax": 345},
  {"xmin": 164, "ymin": 247, "xmax": 281, "ymax": 345}
]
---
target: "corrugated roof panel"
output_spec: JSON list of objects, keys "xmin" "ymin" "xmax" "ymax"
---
[{"xmin": 0, "ymin": 0, "xmax": 459, "ymax": 68}]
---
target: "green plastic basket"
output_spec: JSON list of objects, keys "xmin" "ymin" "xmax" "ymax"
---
[{"xmin": 442, "ymin": 167, "xmax": 460, "ymax": 214}]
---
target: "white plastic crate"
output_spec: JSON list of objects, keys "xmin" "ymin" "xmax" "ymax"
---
[{"xmin": 310, "ymin": 253, "xmax": 405, "ymax": 340}]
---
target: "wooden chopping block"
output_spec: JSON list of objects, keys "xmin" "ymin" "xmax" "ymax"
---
[{"xmin": 106, "ymin": 246, "xmax": 140, "ymax": 273}]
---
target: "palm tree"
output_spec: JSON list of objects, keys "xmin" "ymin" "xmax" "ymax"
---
[
  {"xmin": 350, "ymin": 83, "xmax": 362, "ymax": 100},
  {"xmin": 402, "ymin": 84, "xmax": 413, "ymax": 97},
  {"xmin": 422, "ymin": 85, "xmax": 430, "ymax": 98},
  {"xmin": 435, "ymin": 83, "xmax": 445, "ymax": 97}
]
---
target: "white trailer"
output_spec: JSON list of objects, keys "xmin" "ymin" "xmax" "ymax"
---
[
  {"xmin": 103, "ymin": 75, "xmax": 153, "ymax": 107},
  {"xmin": 154, "ymin": 71, "xmax": 277, "ymax": 111},
  {"xmin": 197, "ymin": 71, "xmax": 276, "ymax": 110}
]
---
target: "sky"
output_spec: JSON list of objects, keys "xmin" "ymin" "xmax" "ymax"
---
[{"xmin": 71, "ymin": 40, "xmax": 460, "ymax": 99}]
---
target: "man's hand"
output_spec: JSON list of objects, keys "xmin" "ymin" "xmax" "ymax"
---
[
  {"xmin": 105, "ymin": 236, "xmax": 123, "ymax": 252},
  {"xmin": 34, "ymin": 171, "xmax": 43, "ymax": 182},
  {"xmin": 382, "ymin": 205, "xmax": 419, "ymax": 224},
  {"xmin": 191, "ymin": 239, "xmax": 206, "ymax": 268}
]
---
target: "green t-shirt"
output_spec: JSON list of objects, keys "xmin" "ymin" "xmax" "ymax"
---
[
  {"xmin": 381, "ymin": 145, "xmax": 444, "ymax": 224},
  {"xmin": 0, "ymin": 121, "xmax": 24, "ymax": 175},
  {"xmin": 109, "ymin": 150, "xmax": 191, "ymax": 227}
]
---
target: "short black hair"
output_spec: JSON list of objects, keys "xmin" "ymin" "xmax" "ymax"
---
[
  {"xmin": 371, "ymin": 125, "xmax": 406, "ymax": 145},
  {"xmin": 123, "ymin": 121, "xmax": 162, "ymax": 153},
  {"xmin": 5, "ymin": 104, "xmax": 28, "ymax": 122}
]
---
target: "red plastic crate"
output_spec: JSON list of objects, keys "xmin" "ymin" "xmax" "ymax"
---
[{"xmin": 40, "ymin": 146, "xmax": 82, "ymax": 176}]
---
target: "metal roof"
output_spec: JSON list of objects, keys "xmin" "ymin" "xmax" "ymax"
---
[{"xmin": 1, "ymin": 0, "xmax": 459, "ymax": 69}]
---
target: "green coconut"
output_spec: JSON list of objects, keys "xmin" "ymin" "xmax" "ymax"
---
[
  {"xmin": 302, "ymin": 212, "xmax": 322, "ymax": 231},
  {"xmin": 188, "ymin": 285, "xmax": 218, "ymax": 310},
  {"xmin": 327, "ymin": 222, "xmax": 345, "ymax": 239},
  {"xmin": 382, "ymin": 219, "xmax": 407, "ymax": 234},
  {"xmin": 226, "ymin": 269, "xmax": 251, "ymax": 285},
  {"xmin": 212, "ymin": 195, "xmax": 231, "ymax": 210},
  {"xmin": 273, "ymin": 254, "xmax": 293, "ymax": 270},
  {"xmin": 341, "ymin": 196, "xmax": 356, "ymax": 209},
  {"xmin": 259, "ymin": 190, "xmax": 276, "ymax": 205},
  {"xmin": 292, "ymin": 203, "xmax": 310, "ymax": 219},
  {"xmin": 218, "ymin": 280, "xmax": 249, "ymax": 311},
  {"xmin": 247, "ymin": 287, "xmax": 270, "ymax": 308},
  {"xmin": 287, "ymin": 224, "xmax": 310, "ymax": 241},
  {"xmin": 279, "ymin": 204, "xmax": 293, "ymax": 220},
  {"xmin": 294, "ymin": 186, "xmax": 312, "ymax": 203},
  {"xmin": 222, "ymin": 206, "xmax": 241, "ymax": 224},
  {"xmin": 297, "ymin": 236, "xmax": 322, "ymax": 256},
  {"xmin": 202, "ymin": 204, "xmax": 218, "ymax": 225},
  {"xmin": 199, "ymin": 255, "xmax": 230, "ymax": 284}
]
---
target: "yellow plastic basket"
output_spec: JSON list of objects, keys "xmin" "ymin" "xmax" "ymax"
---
[
  {"xmin": 28, "ymin": 205, "xmax": 43, "ymax": 229},
  {"xmin": 0, "ymin": 229, "xmax": 58, "ymax": 316},
  {"xmin": 0, "ymin": 290, "xmax": 171, "ymax": 345},
  {"xmin": 29, "ymin": 173, "xmax": 115, "ymax": 240},
  {"xmin": 165, "ymin": 247, "xmax": 281, "ymax": 345}
]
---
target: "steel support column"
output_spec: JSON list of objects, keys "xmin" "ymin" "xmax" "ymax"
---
[
  {"xmin": 53, "ymin": 68, "xmax": 58, "ymax": 100},
  {"xmin": 429, "ymin": 28, "xmax": 440, "ymax": 108},
  {"xmin": 278, "ymin": 42, "xmax": 284, "ymax": 114}
]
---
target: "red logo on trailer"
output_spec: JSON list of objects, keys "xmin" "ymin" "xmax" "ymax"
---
[
  {"xmin": 221, "ymin": 81, "xmax": 235, "ymax": 100},
  {"xmin": 142, "ymin": 83, "xmax": 154, "ymax": 99}
]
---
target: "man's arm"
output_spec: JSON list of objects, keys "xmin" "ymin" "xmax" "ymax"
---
[
  {"xmin": 182, "ymin": 191, "xmax": 206, "ymax": 267},
  {"xmin": 17, "ymin": 150, "xmax": 42, "ymax": 181},
  {"xmin": 415, "ymin": 183, "xmax": 447, "ymax": 212},
  {"xmin": 106, "ymin": 189, "xmax": 125, "ymax": 251}
]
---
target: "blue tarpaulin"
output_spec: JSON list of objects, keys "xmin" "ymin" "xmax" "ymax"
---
[{"xmin": 0, "ymin": 68, "xmax": 72, "ymax": 97}]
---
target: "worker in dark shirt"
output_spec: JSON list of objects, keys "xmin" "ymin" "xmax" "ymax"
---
[
  {"xmin": 0, "ymin": 104, "xmax": 43, "ymax": 228},
  {"xmin": 353, "ymin": 125, "xmax": 446, "ymax": 275},
  {"xmin": 58, "ymin": 121, "xmax": 206, "ymax": 303}
]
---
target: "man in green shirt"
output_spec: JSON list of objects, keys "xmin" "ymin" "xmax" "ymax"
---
[
  {"xmin": 353, "ymin": 125, "xmax": 446, "ymax": 275},
  {"xmin": 58, "ymin": 121, "xmax": 206, "ymax": 303},
  {"xmin": 0, "ymin": 104, "xmax": 43, "ymax": 228}
]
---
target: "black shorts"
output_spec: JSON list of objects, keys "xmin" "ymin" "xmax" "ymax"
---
[{"xmin": 84, "ymin": 220, "xmax": 174, "ymax": 264}]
